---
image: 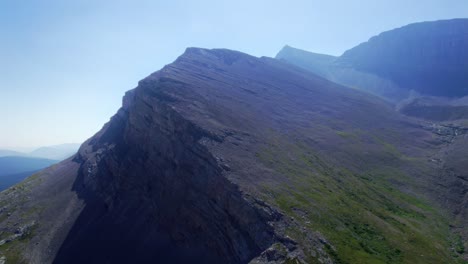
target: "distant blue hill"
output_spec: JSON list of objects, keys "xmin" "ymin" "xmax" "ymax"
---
[
  {"xmin": 0, "ymin": 156, "xmax": 57, "ymax": 176},
  {"xmin": 0, "ymin": 149, "xmax": 26, "ymax": 157},
  {"xmin": 0, "ymin": 143, "xmax": 80, "ymax": 160},
  {"xmin": 0, "ymin": 170, "xmax": 38, "ymax": 191},
  {"xmin": 28, "ymin": 143, "xmax": 80, "ymax": 160},
  {"xmin": 0, "ymin": 156, "xmax": 58, "ymax": 191}
]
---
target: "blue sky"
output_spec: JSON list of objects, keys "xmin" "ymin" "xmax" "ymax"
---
[{"xmin": 1, "ymin": 0, "xmax": 467, "ymax": 150}]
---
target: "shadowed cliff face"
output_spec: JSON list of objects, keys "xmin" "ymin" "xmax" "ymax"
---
[
  {"xmin": 52, "ymin": 79, "xmax": 279, "ymax": 263},
  {"xmin": 51, "ymin": 49, "xmax": 338, "ymax": 264},
  {"xmin": 0, "ymin": 47, "xmax": 467, "ymax": 264}
]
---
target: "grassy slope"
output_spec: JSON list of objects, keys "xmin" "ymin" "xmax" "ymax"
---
[
  {"xmin": 255, "ymin": 128, "xmax": 465, "ymax": 264},
  {"xmin": 0, "ymin": 173, "xmax": 43, "ymax": 264},
  {"xmin": 161, "ymin": 49, "xmax": 466, "ymax": 263}
]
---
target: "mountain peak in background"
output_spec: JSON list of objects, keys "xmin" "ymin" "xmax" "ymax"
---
[
  {"xmin": 277, "ymin": 19, "xmax": 468, "ymax": 120},
  {"xmin": 0, "ymin": 143, "xmax": 80, "ymax": 160},
  {"xmin": 0, "ymin": 149, "xmax": 24, "ymax": 157},
  {"xmin": 0, "ymin": 144, "xmax": 80, "ymax": 190},
  {"xmin": 28, "ymin": 143, "xmax": 81, "ymax": 160},
  {"xmin": 276, "ymin": 45, "xmax": 336, "ymax": 77},
  {"xmin": 337, "ymin": 18, "xmax": 468, "ymax": 97}
]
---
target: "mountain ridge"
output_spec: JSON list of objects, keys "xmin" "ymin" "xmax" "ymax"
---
[
  {"xmin": 0, "ymin": 144, "xmax": 80, "ymax": 160},
  {"xmin": 0, "ymin": 47, "xmax": 466, "ymax": 263}
]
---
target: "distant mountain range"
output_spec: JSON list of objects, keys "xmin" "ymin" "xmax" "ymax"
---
[
  {"xmin": 0, "ymin": 144, "xmax": 79, "ymax": 191},
  {"xmin": 0, "ymin": 156, "xmax": 58, "ymax": 176},
  {"xmin": 0, "ymin": 149, "xmax": 24, "ymax": 157},
  {"xmin": 337, "ymin": 19, "xmax": 468, "ymax": 98},
  {"xmin": 276, "ymin": 45, "xmax": 407, "ymax": 102},
  {"xmin": 277, "ymin": 18, "xmax": 468, "ymax": 114},
  {"xmin": 0, "ymin": 156, "xmax": 58, "ymax": 191},
  {"xmin": 0, "ymin": 143, "xmax": 80, "ymax": 160}
]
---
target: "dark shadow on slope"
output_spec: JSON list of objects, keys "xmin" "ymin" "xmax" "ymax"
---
[
  {"xmin": 52, "ymin": 187, "xmax": 222, "ymax": 264},
  {"xmin": 53, "ymin": 85, "xmax": 277, "ymax": 264}
]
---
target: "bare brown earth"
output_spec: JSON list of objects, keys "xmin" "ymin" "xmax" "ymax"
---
[{"xmin": 0, "ymin": 48, "xmax": 466, "ymax": 263}]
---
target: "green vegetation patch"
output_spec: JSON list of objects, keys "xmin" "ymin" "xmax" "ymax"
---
[
  {"xmin": 256, "ymin": 133, "xmax": 463, "ymax": 264},
  {"xmin": 0, "ymin": 223, "xmax": 37, "ymax": 264}
]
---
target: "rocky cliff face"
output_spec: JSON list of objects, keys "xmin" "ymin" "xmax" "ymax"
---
[
  {"xmin": 337, "ymin": 19, "xmax": 468, "ymax": 97},
  {"xmin": 0, "ymin": 48, "xmax": 342, "ymax": 264},
  {"xmin": 0, "ymin": 48, "xmax": 466, "ymax": 263},
  {"xmin": 52, "ymin": 79, "xmax": 282, "ymax": 263}
]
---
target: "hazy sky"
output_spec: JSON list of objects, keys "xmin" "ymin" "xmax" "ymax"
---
[{"xmin": 1, "ymin": 0, "xmax": 467, "ymax": 150}]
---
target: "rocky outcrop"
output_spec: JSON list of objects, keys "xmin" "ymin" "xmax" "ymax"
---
[
  {"xmin": 422, "ymin": 122, "xmax": 468, "ymax": 260},
  {"xmin": 398, "ymin": 96, "xmax": 468, "ymax": 121}
]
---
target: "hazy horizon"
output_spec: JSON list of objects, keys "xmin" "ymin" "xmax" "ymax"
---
[
  {"xmin": 0, "ymin": 143, "xmax": 81, "ymax": 153},
  {"xmin": 2, "ymin": 0, "xmax": 467, "ymax": 149}
]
